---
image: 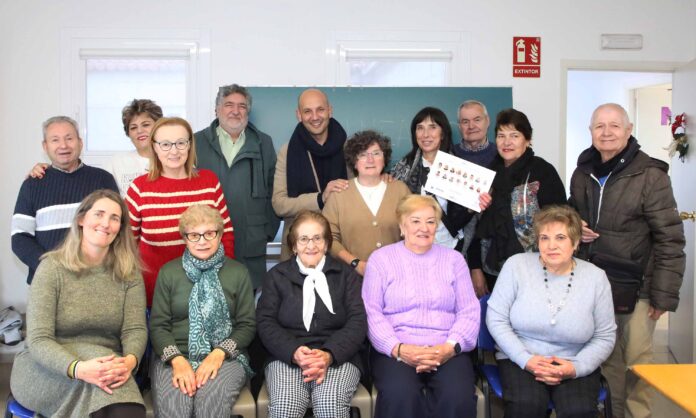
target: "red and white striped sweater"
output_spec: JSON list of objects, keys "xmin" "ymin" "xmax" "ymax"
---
[{"xmin": 126, "ymin": 169, "xmax": 235, "ymax": 305}]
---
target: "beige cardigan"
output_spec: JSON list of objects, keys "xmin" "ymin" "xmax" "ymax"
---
[
  {"xmin": 272, "ymin": 143, "xmax": 353, "ymax": 260},
  {"xmin": 322, "ymin": 178, "xmax": 410, "ymax": 264}
]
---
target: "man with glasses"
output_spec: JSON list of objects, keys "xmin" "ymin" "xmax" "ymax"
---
[
  {"xmin": 272, "ymin": 88, "xmax": 350, "ymax": 260},
  {"xmin": 195, "ymin": 84, "xmax": 280, "ymax": 289},
  {"xmin": 12, "ymin": 116, "xmax": 118, "ymax": 284}
]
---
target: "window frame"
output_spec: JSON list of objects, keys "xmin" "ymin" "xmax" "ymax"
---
[
  {"xmin": 60, "ymin": 28, "xmax": 211, "ymax": 167},
  {"xmin": 325, "ymin": 30, "xmax": 470, "ymax": 86}
]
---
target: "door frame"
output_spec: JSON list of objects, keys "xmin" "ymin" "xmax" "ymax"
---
[{"xmin": 559, "ymin": 60, "xmax": 681, "ymax": 185}]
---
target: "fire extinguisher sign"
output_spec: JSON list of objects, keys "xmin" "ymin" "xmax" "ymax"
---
[{"xmin": 513, "ymin": 37, "xmax": 541, "ymax": 78}]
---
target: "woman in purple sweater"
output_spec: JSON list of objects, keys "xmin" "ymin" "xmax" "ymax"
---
[{"xmin": 362, "ymin": 194, "xmax": 480, "ymax": 418}]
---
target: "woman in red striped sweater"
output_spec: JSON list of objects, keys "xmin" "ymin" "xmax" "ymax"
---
[{"xmin": 126, "ymin": 117, "xmax": 234, "ymax": 305}]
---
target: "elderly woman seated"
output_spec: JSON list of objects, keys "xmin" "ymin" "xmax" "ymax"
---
[
  {"xmin": 362, "ymin": 194, "xmax": 480, "ymax": 418},
  {"xmin": 486, "ymin": 205, "xmax": 616, "ymax": 418},
  {"xmin": 149, "ymin": 204, "xmax": 256, "ymax": 418},
  {"xmin": 257, "ymin": 210, "xmax": 367, "ymax": 418}
]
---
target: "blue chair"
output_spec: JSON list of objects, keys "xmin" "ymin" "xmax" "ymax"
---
[
  {"xmin": 5, "ymin": 393, "xmax": 34, "ymax": 418},
  {"xmin": 477, "ymin": 294, "xmax": 613, "ymax": 418}
]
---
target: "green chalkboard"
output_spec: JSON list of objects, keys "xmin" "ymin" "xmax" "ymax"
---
[{"xmin": 247, "ymin": 87, "xmax": 512, "ymax": 166}]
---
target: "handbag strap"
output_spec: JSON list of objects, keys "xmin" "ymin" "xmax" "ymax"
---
[{"xmin": 307, "ymin": 150, "xmax": 321, "ymax": 192}]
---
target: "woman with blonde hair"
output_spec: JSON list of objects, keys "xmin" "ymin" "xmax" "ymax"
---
[
  {"xmin": 150, "ymin": 204, "xmax": 256, "ymax": 417},
  {"xmin": 363, "ymin": 194, "xmax": 480, "ymax": 418},
  {"xmin": 10, "ymin": 189, "xmax": 148, "ymax": 417},
  {"xmin": 126, "ymin": 117, "xmax": 235, "ymax": 305}
]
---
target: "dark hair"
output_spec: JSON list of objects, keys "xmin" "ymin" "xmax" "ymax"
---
[
  {"xmin": 495, "ymin": 108, "xmax": 532, "ymax": 141},
  {"xmin": 404, "ymin": 107, "xmax": 453, "ymax": 164},
  {"xmin": 533, "ymin": 205, "xmax": 583, "ymax": 246},
  {"xmin": 286, "ymin": 210, "xmax": 333, "ymax": 252},
  {"xmin": 344, "ymin": 130, "xmax": 392, "ymax": 176},
  {"xmin": 121, "ymin": 99, "xmax": 164, "ymax": 135}
]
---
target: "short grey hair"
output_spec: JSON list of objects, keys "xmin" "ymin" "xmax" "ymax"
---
[
  {"xmin": 589, "ymin": 103, "xmax": 631, "ymax": 128},
  {"xmin": 457, "ymin": 100, "xmax": 489, "ymax": 120},
  {"xmin": 215, "ymin": 84, "xmax": 252, "ymax": 111},
  {"xmin": 42, "ymin": 116, "xmax": 80, "ymax": 141}
]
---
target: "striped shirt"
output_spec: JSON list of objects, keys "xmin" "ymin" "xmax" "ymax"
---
[
  {"xmin": 11, "ymin": 165, "xmax": 118, "ymax": 284},
  {"xmin": 126, "ymin": 169, "xmax": 235, "ymax": 305}
]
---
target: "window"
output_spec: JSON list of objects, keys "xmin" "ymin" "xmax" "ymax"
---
[
  {"xmin": 327, "ymin": 31, "xmax": 469, "ymax": 86},
  {"xmin": 85, "ymin": 58, "xmax": 187, "ymax": 152},
  {"xmin": 60, "ymin": 29, "xmax": 210, "ymax": 166}
]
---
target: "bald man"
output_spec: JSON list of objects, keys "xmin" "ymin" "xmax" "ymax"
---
[
  {"xmin": 272, "ymin": 88, "xmax": 350, "ymax": 260},
  {"xmin": 569, "ymin": 103, "xmax": 685, "ymax": 418}
]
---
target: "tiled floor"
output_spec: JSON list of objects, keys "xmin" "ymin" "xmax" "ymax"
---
[{"xmin": 0, "ymin": 314, "xmax": 691, "ymax": 417}]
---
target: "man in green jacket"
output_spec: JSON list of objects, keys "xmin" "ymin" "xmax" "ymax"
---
[{"xmin": 195, "ymin": 84, "xmax": 280, "ymax": 289}]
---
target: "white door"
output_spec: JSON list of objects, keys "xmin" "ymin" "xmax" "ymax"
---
[{"xmin": 667, "ymin": 58, "xmax": 696, "ymax": 364}]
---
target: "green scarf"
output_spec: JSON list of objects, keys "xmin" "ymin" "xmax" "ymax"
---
[{"xmin": 183, "ymin": 244, "xmax": 253, "ymax": 377}]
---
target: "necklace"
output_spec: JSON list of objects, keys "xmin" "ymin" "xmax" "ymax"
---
[{"xmin": 542, "ymin": 258, "xmax": 574, "ymax": 326}]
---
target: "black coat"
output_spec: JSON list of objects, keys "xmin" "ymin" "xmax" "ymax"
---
[{"xmin": 256, "ymin": 254, "xmax": 367, "ymax": 373}]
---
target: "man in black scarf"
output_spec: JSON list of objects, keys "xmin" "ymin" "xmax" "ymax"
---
[{"xmin": 272, "ymin": 88, "xmax": 350, "ymax": 260}]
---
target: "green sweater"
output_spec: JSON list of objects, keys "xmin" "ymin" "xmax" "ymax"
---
[
  {"xmin": 10, "ymin": 256, "xmax": 147, "ymax": 417},
  {"xmin": 150, "ymin": 256, "xmax": 256, "ymax": 359}
]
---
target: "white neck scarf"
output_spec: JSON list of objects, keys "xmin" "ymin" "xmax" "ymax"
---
[{"xmin": 296, "ymin": 255, "xmax": 335, "ymax": 332}]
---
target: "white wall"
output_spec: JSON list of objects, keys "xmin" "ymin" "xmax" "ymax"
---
[
  {"xmin": 669, "ymin": 58, "xmax": 696, "ymax": 364},
  {"xmin": 565, "ymin": 71, "xmax": 673, "ymax": 183},
  {"xmin": 2, "ymin": 0, "xmax": 696, "ymax": 310}
]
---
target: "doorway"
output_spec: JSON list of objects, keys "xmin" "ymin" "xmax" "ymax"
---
[
  {"xmin": 565, "ymin": 69, "xmax": 673, "ymax": 183},
  {"xmin": 564, "ymin": 68, "xmax": 676, "ymax": 363}
]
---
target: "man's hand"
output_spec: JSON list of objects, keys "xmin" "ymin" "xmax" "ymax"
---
[
  {"xmin": 580, "ymin": 220, "xmax": 600, "ymax": 243},
  {"xmin": 471, "ymin": 269, "xmax": 489, "ymax": 298},
  {"xmin": 322, "ymin": 179, "xmax": 350, "ymax": 203},
  {"xmin": 648, "ymin": 306, "xmax": 666, "ymax": 321}
]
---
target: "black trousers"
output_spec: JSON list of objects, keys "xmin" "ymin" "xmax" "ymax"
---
[
  {"xmin": 91, "ymin": 402, "xmax": 146, "ymax": 418},
  {"xmin": 498, "ymin": 359, "xmax": 601, "ymax": 418},
  {"xmin": 371, "ymin": 350, "xmax": 477, "ymax": 418}
]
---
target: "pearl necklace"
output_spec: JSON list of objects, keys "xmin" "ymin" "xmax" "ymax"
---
[{"xmin": 542, "ymin": 258, "xmax": 574, "ymax": 326}]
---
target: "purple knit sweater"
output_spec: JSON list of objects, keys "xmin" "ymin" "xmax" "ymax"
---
[{"xmin": 362, "ymin": 241, "xmax": 480, "ymax": 356}]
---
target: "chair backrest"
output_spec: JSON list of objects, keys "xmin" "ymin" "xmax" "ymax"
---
[{"xmin": 478, "ymin": 294, "xmax": 496, "ymax": 352}]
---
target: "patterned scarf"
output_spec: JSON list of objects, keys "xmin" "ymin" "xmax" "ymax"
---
[{"xmin": 183, "ymin": 243, "xmax": 253, "ymax": 377}]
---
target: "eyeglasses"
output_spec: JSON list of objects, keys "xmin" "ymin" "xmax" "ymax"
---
[
  {"xmin": 183, "ymin": 230, "xmax": 220, "ymax": 242},
  {"xmin": 297, "ymin": 235, "xmax": 325, "ymax": 246},
  {"xmin": 154, "ymin": 139, "xmax": 190, "ymax": 152},
  {"xmin": 357, "ymin": 150, "xmax": 384, "ymax": 160}
]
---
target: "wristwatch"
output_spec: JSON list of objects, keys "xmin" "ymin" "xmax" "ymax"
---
[
  {"xmin": 350, "ymin": 258, "xmax": 360, "ymax": 268},
  {"xmin": 447, "ymin": 339, "xmax": 461, "ymax": 355}
]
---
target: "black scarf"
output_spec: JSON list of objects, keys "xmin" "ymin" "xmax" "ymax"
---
[
  {"xmin": 591, "ymin": 136, "xmax": 637, "ymax": 178},
  {"xmin": 476, "ymin": 147, "xmax": 536, "ymax": 271},
  {"xmin": 286, "ymin": 118, "xmax": 347, "ymax": 197}
]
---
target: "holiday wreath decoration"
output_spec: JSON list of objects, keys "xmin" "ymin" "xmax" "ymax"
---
[{"xmin": 666, "ymin": 112, "xmax": 688, "ymax": 162}]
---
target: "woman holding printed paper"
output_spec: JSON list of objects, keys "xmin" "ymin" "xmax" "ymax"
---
[
  {"xmin": 391, "ymin": 107, "xmax": 490, "ymax": 249},
  {"xmin": 476, "ymin": 108, "xmax": 566, "ymax": 290}
]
